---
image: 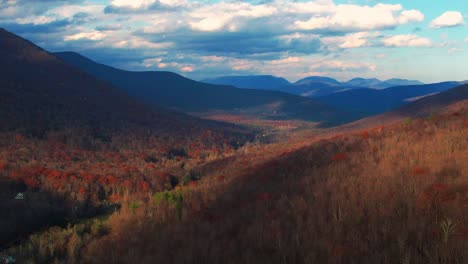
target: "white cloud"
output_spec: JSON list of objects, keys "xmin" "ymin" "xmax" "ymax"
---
[
  {"xmin": 189, "ymin": 2, "xmax": 276, "ymax": 31},
  {"xmin": 382, "ymin": 34, "xmax": 432, "ymax": 47},
  {"xmin": 16, "ymin": 15, "xmax": 55, "ymax": 25},
  {"xmin": 375, "ymin": 54, "xmax": 386, "ymax": 59},
  {"xmin": 109, "ymin": 0, "xmax": 188, "ymax": 10},
  {"xmin": 323, "ymin": 32, "xmax": 376, "ymax": 49},
  {"xmin": 294, "ymin": 4, "xmax": 423, "ymax": 31},
  {"xmin": 110, "ymin": 0, "xmax": 156, "ymax": 9},
  {"xmin": 430, "ymin": 11, "xmax": 465, "ymax": 28},
  {"xmin": 112, "ymin": 38, "xmax": 172, "ymax": 49},
  {"xmin": 64, "ymin": 31, "xmax": 106, "ymax": 41},
  {"xmin": 268, "ymin": 57, "xmax": 303, "ymax": 65},
  {"xmin": 180, "ymin": 66, "xmax": 194, "ymax": 72},
  {"xmin": 399, "ymin": 10, "xmax": 425, "ymax": 24},
  {"xmin": 448, "ymin": 47, "xmax": 463, "ymax": 54},
  {"xmin": 49, "ymin": 4, "xmax": 104, "ymax": 18}
]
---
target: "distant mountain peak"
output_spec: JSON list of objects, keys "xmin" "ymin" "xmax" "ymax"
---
[
  {"xmin": 202, "ymin": 75, "xmax": 291, "ymax": 90},
  {"xmin": 294, "ymin": 76, "xmax": 341, "ymax": 86}
]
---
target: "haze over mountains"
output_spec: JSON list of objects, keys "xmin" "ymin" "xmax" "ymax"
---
[
  {"xmin": 202, "ymin": 75, "xmax": 291, "ymax": 91},
  {"xmin": 52, "ymin": 50, "xmax": 463, "ymax": 126},
  {"xmin": 55, "ymin": 52, "xmax": 355, "ymax": 126},
  {"xmin": 202, "ymin": 75, "xmax": 426, "ymax": 97},
  {"xmin": 317, "ymin": 81, "xmax": 460, "ymax": 118}
]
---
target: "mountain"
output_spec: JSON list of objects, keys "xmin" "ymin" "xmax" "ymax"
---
[
  {"xmin": 201, "ymin": 75, "xmax": 291, "ymax": 90},
  {"xmin": 293, "ymin": 76, "xmax": 341, "ymax": 86},
  {"xmin": 202, "ymin": 75, "xmax": 426, "ymax": 99},
  {"xmin": 287, "ymin": 82, "xmax": 355, "ymax": 97},
  {"xmin": 344, "ymin": 78, "xmax": 381, "ymax": 87},
  {"xmin": 344, "ymin": 78, "xmax": 424, "ymax": 89},
  {"xmin": 284, "ymin": 77, "xmax": 424, "ymax": 97},
  {"xmin": 375, "ymin": 78, "xmax": 424, "ymax": 89},
  {"xmin": 338, "ymin": 83, "xmax": 468, "ymax": 130},
  {"xmin": 201, "ymin": 75, "xmax": 352, "ymax": 97},
  {"xmin": 273, "ymin": 76, "xmax": 357, "ymax": 98},
  {"xmin": 316, "ymin": 81, "xmax": 460, "ymax": 118},
  {"xmin": 390, "ymin": 83, "xmax": 467, "ymax": 118},
  {"xmin": 55, "ymin": 52, "xmax": 354, "ymax": 125},
  {"xmin": 0, "ymin": 28, "xmax": 252, "ymax": 139}
]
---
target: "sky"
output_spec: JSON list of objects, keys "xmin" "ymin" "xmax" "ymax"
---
[{"xmin": 0, "ymin": 0, "xmax": 467, "ymax": 83}]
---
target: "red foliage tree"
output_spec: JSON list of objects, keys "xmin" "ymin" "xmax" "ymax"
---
[
  {"xmin": 360, "ymin": 131, "xmax": 369, "ymax": 139},
  {"xmin": 256, "ymin": 192, "xmax": 272, "ymax": 202},
  {"xmin": 24, "ymin": 177, "xmax": 41, "ymax": 188},
  {"xmin": 411, "ymin": 166, "xmax": 428, "ymax": 176},
  {"xmin": 331, "ymin": 153, "xmax": 347, "ymax": 162},
  {"xmin": 0, "ymin": 162, "xmax": 8, "ymax": 171},
  {"xmin": 138, "ymin": 181, "xmax": 150, "ymax": 192}
]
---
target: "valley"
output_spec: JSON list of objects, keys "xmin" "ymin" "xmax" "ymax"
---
[{"xmin": 0, "ymin": 19, "xmax": 467, "ymax": 264}]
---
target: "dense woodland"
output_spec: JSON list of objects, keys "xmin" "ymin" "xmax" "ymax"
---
[{"xmin": 1, "ymin": 105, "xmax": 467, "ymax": 263}]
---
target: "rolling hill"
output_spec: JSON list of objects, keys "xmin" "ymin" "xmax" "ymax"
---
[
  {"xmin": 316, "ymin": 81, "xmax": 460, "ymax": 118},
  {"xmin": 54, "ymin": 52, "xmax": 355, "ymax": 125},
  {"xmin": 334, "ymin": 83, "xmax": 468, "ymax": 130}
]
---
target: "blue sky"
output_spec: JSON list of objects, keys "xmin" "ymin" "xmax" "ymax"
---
[{"xmin": 0, "ymin": 0, "xmax": 467, "ymax": 83}]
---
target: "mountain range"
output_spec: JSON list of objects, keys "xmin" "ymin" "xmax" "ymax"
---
[
  {"xmin": 55, "ymin": 52, "xmax": 355, "ymax": 126},
  {"xmin": 1, "ymin": 27, "xmax": 460, "ymax": 132},
  {"xmin": 202, "ymin": 75, "xmax": 426, "ymax": 97},
  {"xmin": 337, "ymin": 83, "xmax": 468, "ymax": 130},
  {"xmin": 316, "ymin": 81, "xmax": 460, "ymax": 118},
  {"xmin": 202, "ymin": 75, "xmax": 291, "ymax": 90}
]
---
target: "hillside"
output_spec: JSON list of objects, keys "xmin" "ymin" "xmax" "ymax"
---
[
  {"xmin": 54, "ymin": 52, "xmax": 353, "ymax": 125},
  {"xmin": 3, "ymin": 97, "xmax": 466, "ymax": 263},
  {"xmin": 316, "ymin": 81, "xmax": 460, "ymax": 118},
  {"xmin": 338, "ymin": 83, "xmax": 468, "ymax": 130},
  {"xmin": 0, "ymin": 28, "xmax": 253, "ymax": 248}
]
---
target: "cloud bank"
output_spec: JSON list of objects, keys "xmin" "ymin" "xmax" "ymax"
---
[{"xmin": 0, "ymin": 0, "xmax": 465, "ymax": 82}]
